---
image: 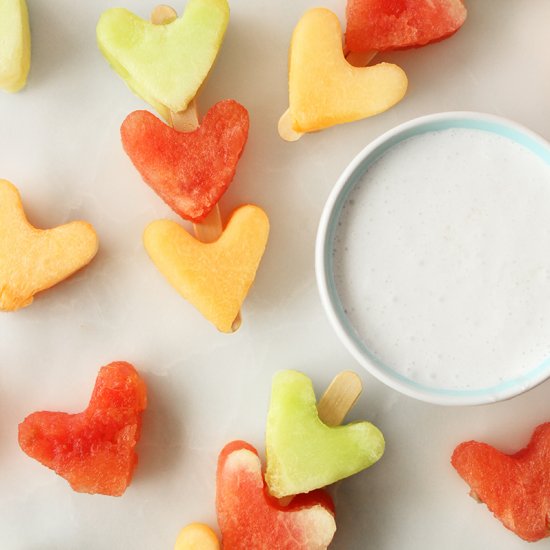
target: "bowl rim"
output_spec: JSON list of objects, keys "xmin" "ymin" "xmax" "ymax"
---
[{"xmin": 315, "ymin": 111, "xmax": 550, "ymax": 406}]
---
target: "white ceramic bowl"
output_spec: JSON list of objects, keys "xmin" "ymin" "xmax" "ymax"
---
[{"xmin": 316, "ymin": 112, "xmax": 550, "ymax": 406}]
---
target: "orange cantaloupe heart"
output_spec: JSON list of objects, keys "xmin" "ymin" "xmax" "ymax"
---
[
  {"xmin": 0, "ymin": 180, "xmax": 98, "ymax": 311},
  {"xmin": 143, "ymin": 204, "xmax": 269, "ymax": 332},
  {"xmin": 289, "ymin": 8, "xmax": 408, "ymax": 133}
]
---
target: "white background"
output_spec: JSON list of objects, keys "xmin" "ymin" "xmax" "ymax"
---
[{"xmin": 0, "ymin": 1, "xmax": 549, "ymax": 548}]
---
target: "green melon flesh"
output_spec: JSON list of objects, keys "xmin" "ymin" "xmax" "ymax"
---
[
  {"xmin": 266, "ymin": 370, "xmax": 385, "ymax": 498},
  {"xmin": 0, "ymin": 0, "xmax": 31, "ymax": 92},
  {"xmin": 96, "ymin": 0, "xmax": 229, "ymax": 120}
]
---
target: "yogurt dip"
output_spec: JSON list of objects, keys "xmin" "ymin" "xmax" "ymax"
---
[{"xmin": 327, "ymin": 121, "xmax": 550, "ymax": 398}]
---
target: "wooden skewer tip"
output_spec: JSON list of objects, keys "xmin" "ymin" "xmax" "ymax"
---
[
  {"xmin": 345, "ymin": 49, "xmax": 379, "ymax": 68},
  {"xmin": 317, "ymin": 371, "xmax": 363, "ymax": 427},
  {"xmin": 151, "ymin": 5, "xmax": 177, "ymax": 24},
  {"xmin": 278, "ymin": 109, "xmax": 304, "ymax": 142}
]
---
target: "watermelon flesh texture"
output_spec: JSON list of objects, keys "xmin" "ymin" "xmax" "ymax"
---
[
  {"xmin": 18, "ymin": 361, "xmax": 147, "ymax": 496},
  {"xmin": 451, "ymin": 422, "xmax": 550, "ymax": 542},
  {"xmin": 121, "ymin": 99, "xmax": 249, "ymax": 222},
  {"xmin": 216, "ymin": 440, "xmax": 336, "ymax": 550},
  {"xmin": 345, "ymin": 0, "xmax": 467, "ymax": 53}
]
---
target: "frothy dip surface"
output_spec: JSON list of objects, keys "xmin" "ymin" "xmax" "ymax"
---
[{"xmin": 332, "ymin": 127, "xmax": 550, "ymax": 392}]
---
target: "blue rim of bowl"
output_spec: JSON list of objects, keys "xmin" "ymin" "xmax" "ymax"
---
[{"xmin": 315, "ymin": 111, "xmax": 550, "ymax": 406}]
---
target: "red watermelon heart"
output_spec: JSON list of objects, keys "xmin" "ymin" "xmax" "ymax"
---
[
  {"xmin": 345, "ymin": 0, "xmax": 467, "ymax": 53},
  {"xmin": 451, "ymin": 422, "xmax": 550, "ymax": 542},
  {"xmin": 216, "ymin": 440, "xmax": 336, "ymax": 549},
  {"xmin": 18, "ymin": 361, "xmax": 147, "ymax": 496},
  {"xmin": 121, "ymin": 99, "xmax": 249, "ymax": 222}
]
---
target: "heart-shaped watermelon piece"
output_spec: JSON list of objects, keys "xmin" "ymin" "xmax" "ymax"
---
[
  {"xmin": 451, "ymin": 422, "xmax": 550, "ymax": 542},
  {"xmin": 121, "ymin": 100, "xmax": 249, "ymax": 222},
  {"xmin": 18, "ymin": 361, "xmax": 147, "ymax": 496},
  {"xmin": 217, "ymin": 440, "xmax": 336, "ymax": 549}
]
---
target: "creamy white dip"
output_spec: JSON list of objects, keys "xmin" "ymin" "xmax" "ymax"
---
[{"xmin": 333, "ymin": 127, "xmax": 550, "ymax": 390}]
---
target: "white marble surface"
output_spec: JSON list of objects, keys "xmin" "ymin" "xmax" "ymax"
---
[{"xmin": 0, "ymin": 1, "xmax": 549, "ymax": 548}]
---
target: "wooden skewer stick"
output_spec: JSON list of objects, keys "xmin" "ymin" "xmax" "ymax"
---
[
  {"xmin": 151, "ymin": 4, "xmax": 241, "ymax": 332},
  {"xmin": 169, "ymin": 98, "xmax": 200, "ymax": 132},
  {"xmin": 317, "ymin": 370, "xmax": 363, "ymax": 426},
  {"xmin": 345, "ymin": 49, "xmax": 378, "ymax": 68}
]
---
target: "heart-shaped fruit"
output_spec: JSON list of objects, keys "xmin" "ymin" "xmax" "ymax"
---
[
  {"xmin": 346, "ymin": 0, "xmax": 467, "ymax": 54},
  {"xmin": 265, "ymin": 370, "xmax": 384, "ymax": 498},
  {"xmin": 217, "ymin": 441, "xmax": 336, "ymax": 550},
  {"xmin": 97, "ymin": 0, "xmax": 229, "ymax": 120},
  {"xmin": 18, "ymin": 361, "xmax": 147, "ymax": 496},
  {"xmin": 143, "ymin": 204, "xmax": 269, "ymax": 333},
  {"xmin": 174, "ymin": 523, "xmax": 220, "ymax": 550},
  {"xmin": 451, "ymin": 423, "xmax": 550, "ymax": 542},
  {"xmin": 0, "ymin": 0, "xmax": 30, "ymax": 92},
  {"xmin": 0, "ymin": 179, "xmax": 98, "ymax": 311},
  {"xmin": 121, "ymin": 100, "xmax": 249, "ymax": 223},
  {"xmin": 286, "ymin": 8, "xmax": 407, "ymax": 134}
]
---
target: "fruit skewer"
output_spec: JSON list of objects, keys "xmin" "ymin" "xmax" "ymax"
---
[
  {"xmin": 150, "ymin": 5, "xmax": 224, "ymax": 244},
  {"xmin": 175, "ymin": 371, "xmax": 365, "ymax": 544},
  {"xmin": 150, "ymin": 4, "xmax": 241, "ymax": 331},
  {"xmin": 278, "ymin": 9, "xmax": 407, "ymax": 142}
]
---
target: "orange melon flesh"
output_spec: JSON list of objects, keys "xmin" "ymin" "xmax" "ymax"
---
[
  {"xmin": 121, "ymin": 100, "xmax": 249, "ymax": 222},
  {"xmin": 289, "ymin": 8, "xmax": 407, "ymax": 133},
  {"xmin": 174, "ymin": 523, "xmax": 220, "ymax": 550},
  {"xmin": 143, "ymin": 205, "xmax": 269, "ymax": 332},
  {"xmin": 0, "ymin": 180, "xmax": 98, "ymax": 311}
]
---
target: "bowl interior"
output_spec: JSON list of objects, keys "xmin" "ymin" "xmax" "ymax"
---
[{"xmin": 316, "ymin": 112, "xmax": 550, "ymax": 405}]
